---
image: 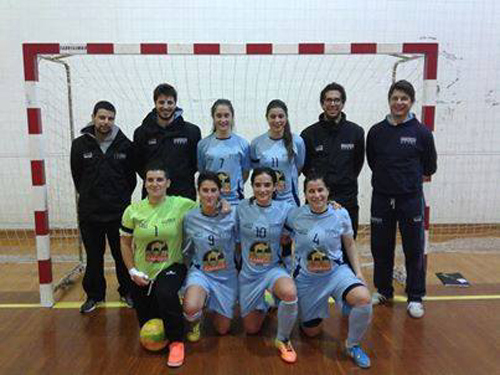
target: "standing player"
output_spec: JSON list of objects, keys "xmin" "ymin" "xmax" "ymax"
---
[
  {"xmin": 301, "ymin": 82, "xmax": 365, "ymax": 239},
  {"xmin": 250, "ymin": 100, "xmax": 305, "ymax": 207},
  {"xmin": 287, "ymin": 173, "xmax": 372, "ymax": 369},
  {"xmin": 70, "ymin": 101, "xmax": 136, "ymax": 314},
  {"xmin": 197, "ymin": 99, "xmax": 251, "ymax": 206},
  {"xmin": 182, "ymin": 172, "xmax": 239, "ymax": 343},
  {"xmin": 120, "ymin": 160, "xmax": 197, "ymax": 367},
  {"xmin": 237, "ymin": 167, "xmax": 298, "ymax": 364},
  {"xmin": 134, "ymin": 83, "xmax": 201, "ymax": 200},
  {"xmin": 367, "ymin": 80, "xmax": 437, "ymax": 318}
]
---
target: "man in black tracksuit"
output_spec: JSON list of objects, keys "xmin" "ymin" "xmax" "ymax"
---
[
  {"xmin": 301, "ymin": 82, "xmax": 365, "ymax": 257},
  {"xmin": 70, "ymin": 101, "xmax": 137, "ymax": 313},
  {"xmin": 367, "ymin": 80, "xmax": 437, "ymax": 319},
  {"xmin": 133, "ymin": 83, "xmax": 201, "ymax": 201}
]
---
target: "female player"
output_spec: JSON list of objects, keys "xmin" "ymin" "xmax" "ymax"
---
[
  {"xmin": 286, "ymin": 172, "xmax": 373, "ymax": 369},
  {"xmin": 237, "ymin": 167, "xmax": 298, "ymax": 364},
  {"xmin": 182, "ymin": 171, "xmax": 239, "ymax": 342},
  {"xmin": 120, "ymin": 160, "xmax": 197, "ymax": 368},
  {"xmin": 250, "ymin": 99, "xmax": 305, "ymax": 207},
  {"xmin": 197, "ymin": 99, "xmax": 251, "ymax": 206}
]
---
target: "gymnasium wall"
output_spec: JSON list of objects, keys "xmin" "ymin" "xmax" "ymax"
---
[{"xmin": 0, "ymin": 0, "xmax": 498, "ymax": 228}]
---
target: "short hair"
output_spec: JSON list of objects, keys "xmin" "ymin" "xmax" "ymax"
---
[
  {"xmin": 197, "ymin": 171, "xmax": 222, "ymax": 190},
  {"xmin": 320, "ymin": 82, "xmax": 347, "ymax": 104},
  {"xmin": 303, "ymin": 170, "xmax": 329, "ymax": 194},
  {"xmin": 144, "ymin": 159, "xmax": 169, "ymax": 179},
  {"xmin": 250, "ymin": 167, "xmax": 277, "ymax": 185},
  {"xmin": 92, "ymin": 101, "xmax": 116, "ymax": 116},
  {"xmin": 153, "ymin": 83, "xmax": 178, "ymax": 102},
  {"xmin": 388, "ymin": 80, "xmax": 415, "ymax": 102}
]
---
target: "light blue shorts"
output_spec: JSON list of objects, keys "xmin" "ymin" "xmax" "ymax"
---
[
  {"xmin": 238, "ymin": 266, "xmax": 291, "ymax": 317},
  {"xmin": 295, "ymin": 264, "xmax": 364, "ymax": 322},
  {"xmin": 185, "ymin": 267, "xmax": 238, "ymax": 319}
]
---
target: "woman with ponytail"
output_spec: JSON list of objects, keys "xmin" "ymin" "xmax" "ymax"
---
[{"xmin": 250, "ymin": 100, "xmax": 305, "ymax": 207}]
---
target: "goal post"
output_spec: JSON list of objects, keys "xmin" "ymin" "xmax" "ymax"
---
[{"xmin": 22, "ymin": 42, "xmax": 438, "ymax": 306}]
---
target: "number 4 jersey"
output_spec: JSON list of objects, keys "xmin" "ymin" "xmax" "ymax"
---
[{"xmin": 285, "ymin": 205, "xmax": 353, "ymax": 277}]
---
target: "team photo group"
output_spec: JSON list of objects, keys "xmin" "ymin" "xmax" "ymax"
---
[{"xmin": 70, "ymin": 79, "xmax": 437, "ymax": 369}]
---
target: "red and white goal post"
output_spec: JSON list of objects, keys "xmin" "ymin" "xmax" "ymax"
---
[{"xmin": 22, "ymin": 42, "xmax": 438, "ymax": 306}]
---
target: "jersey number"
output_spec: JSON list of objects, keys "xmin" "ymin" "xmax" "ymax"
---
[
  {"xmin": 313, "ymin": 233, "xmax": 320, "ymax": 245},
  {"xmin": 208, "ymin": 235, "xmax": 215, "ymax": 246},
  {"xmin": 271, "ymin": 157, "xmax": 279, "ymax": 168},
  {"xmin": 255, "ymin": 227, "xmax": 267, "ymax": 238},
  {"xmin": 219, "ymin": 158, "xmax": 225, "ymax": 168}
]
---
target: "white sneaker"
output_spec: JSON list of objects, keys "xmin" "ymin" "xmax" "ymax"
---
[
  {"xmin": 407, "ymin": 301, "xmax": 425, "ymax": 318},
  {"xmin": 371, "ymin": 292, "xmax": 392, "ymax": 305}
]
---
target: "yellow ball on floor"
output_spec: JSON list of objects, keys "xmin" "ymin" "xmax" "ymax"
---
[{"xmin": 139, "ymin": 318, "xmax": 168, "ymax": 351}]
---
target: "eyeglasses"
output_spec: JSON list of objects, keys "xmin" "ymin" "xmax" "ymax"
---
[{"xmin": 324, "ymin": 98, "xmax": 343, "ymax": 104}]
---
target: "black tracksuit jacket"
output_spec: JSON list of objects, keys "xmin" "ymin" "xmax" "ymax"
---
[
  {"xmin": 70, "ymin": 126, "xmax": 137, "ymax": 222},
  {"xmin": 133, "ymin": 109, "xmax": 201, "ymax": 200},
  {"xmin": 301, "ymin": 112, "xmax": 365, "ymax": 206}
]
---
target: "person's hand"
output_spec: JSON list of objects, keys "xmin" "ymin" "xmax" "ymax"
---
[
  {"xmin": 219, "ymin": 198, "xmax": 232, "ymax": 214},
  {"xmin": 355, "ymin": 271, "xmax": 366, "ymax": 284},
  {"xmin": 129, "ymin": 267, "xmax": 150, "ymax": 286},
  {"xmin": 329, "ymin": 200, "xmax": 342, "ymax": 210}
]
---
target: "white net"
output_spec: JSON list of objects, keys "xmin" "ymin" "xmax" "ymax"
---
[{"xmin": 1, "ymin": 51, "xmax": 498, "ymax": 271}]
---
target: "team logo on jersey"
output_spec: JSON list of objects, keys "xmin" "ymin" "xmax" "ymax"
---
[
  {"xmin": 114, "ymin": 152, "xmax": 126, "ymax": 160},
  {"xmin": 400, "ymin": 137, "xmax": 416, "ymax": 145},
  {"xmin": 202, "ymin": 248, "xmax": 226, "ymax": 272},
  {"xmin": 147, "ymin": 138, "xmax": 157, "ymax": 145},
  {"xmin": 173, "ymin": 137, "xmax": 188, "ymax": 145},
  {"xmin": 217, "ymin": 171, "xmax": 231, "ymax": 194},
  {"xmin": 306, "ymin": 248, "xmax": 331, "ymax": 273},
  {"xmin": 341, "ymin": 143, "xmax": 354, "ymax": 150},
  {"xmin": 83, "ymin": 152, "xmax": 93, "ymax": 159},
  {"xmin": 145, "ymin": 240, "xmax": 168, "ymax": 263},
  {"xmin": 315, "ymin": 145, "xmax": 324, "ymax": 152},
  {"xmin": 370, "ymin": 216, "xmax": 383, "ymax": 224},
  {"xmin": 249, "ymin": 241, "xmax": 272, "ymax": 265},
  {"xmin": 274, "ymin": 169, "xmax": 286, "ymax": 192}
]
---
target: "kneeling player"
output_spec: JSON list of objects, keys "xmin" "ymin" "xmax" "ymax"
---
[
  {"xmin": 287, "ymin": 173, "xmax": 372, "ymax": 369},
  {"xmin": 182, "ymin": 172, "xmax": 239, "ymax": 342}
]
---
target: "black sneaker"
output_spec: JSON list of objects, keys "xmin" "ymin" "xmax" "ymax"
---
[
  {"xmin": 120, "ymin": 294, "xmax": 134, "ymax": 308},
  {"xmin": 80, "ymin": 299, "xmax": 103, "ymax": 314}
]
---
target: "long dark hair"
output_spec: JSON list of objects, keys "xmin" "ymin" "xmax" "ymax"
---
[{"xmin": 266, "ymin": 99, "xmax": 294, "ymax": 161}]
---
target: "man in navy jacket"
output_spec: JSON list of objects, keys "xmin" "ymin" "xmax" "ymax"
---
[
  {"xmin": 71, "ymin": 101, "xmax": 137, "ymax": 313},
  {"xmin": 367, "ymin": 80, "xmax": 437, "ymax": 318}
]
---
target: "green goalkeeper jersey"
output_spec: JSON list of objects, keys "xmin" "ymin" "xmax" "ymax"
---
[{"xmin": 121, "ymin": 196, "xmax": 197, "ymax": 279}]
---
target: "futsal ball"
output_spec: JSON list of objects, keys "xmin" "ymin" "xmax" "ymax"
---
[{"xmin": 139, "ymin": 318, "xmax": 168, "ymax": 351}]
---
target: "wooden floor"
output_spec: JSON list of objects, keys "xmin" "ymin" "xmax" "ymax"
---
[{"xmin": 1, "ymin": 252, "xmax": 500, "ymax": 374}]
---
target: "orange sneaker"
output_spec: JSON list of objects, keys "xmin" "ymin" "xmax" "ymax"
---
[
  {"xmin": 167, "ymin": 341, "xmax": 185, "ymax": 368},
  {"xmin": 274, "ymin": 339, "xmax": 297, "ymax": 364}
]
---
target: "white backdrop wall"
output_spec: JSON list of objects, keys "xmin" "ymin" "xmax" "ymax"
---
[{"xmin": 0, "ymin": 0, "xmax": 499, "ymax": 229}]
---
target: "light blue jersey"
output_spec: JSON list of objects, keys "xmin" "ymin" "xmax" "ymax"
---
[
  {"xmin": 286, "ymin": 205, "xmax": 353, "ymax": 277},
  {"xmin": 236, "ymin": 199, "xmax": 293, "ymax": 276},
  {"xmin": 197, "ymin": 133, "xmax": 251, "ymax": 205},
  {"xmin": 286, "ymin": 205, "xmax": 361, "ymax": 322},
  {"xmin": 183, "ymin": 208, "xmax": 238, "ymax": 278},
  {"xmin": 250, "ymin": 132, "xmax": 305, "ymax": 206}
]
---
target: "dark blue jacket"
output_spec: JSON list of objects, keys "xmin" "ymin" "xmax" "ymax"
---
[{"xmin": 366, "ymin": 116, "xmax": 437, "ymax": 196}]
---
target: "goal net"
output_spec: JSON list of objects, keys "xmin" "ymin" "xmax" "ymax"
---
[{"xmin": 9, "ymin": 42, "xmax": 498, "ymax": 305}]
